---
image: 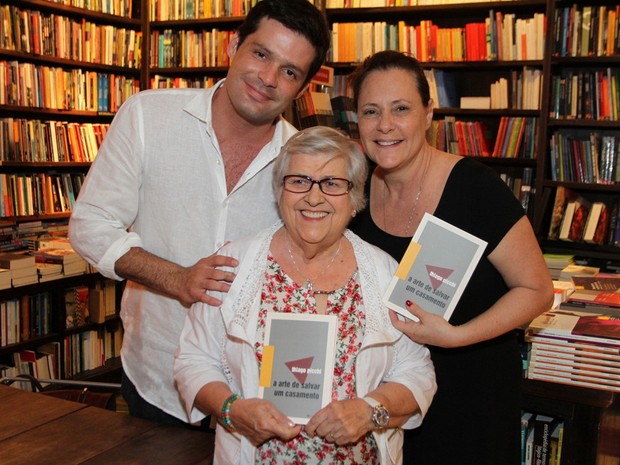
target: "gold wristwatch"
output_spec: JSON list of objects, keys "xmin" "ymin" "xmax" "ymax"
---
[{"xmin": 362, "ymin": 396, "xmax": 390, "ymax": 429}]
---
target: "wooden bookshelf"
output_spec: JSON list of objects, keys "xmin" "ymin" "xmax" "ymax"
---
[{"xmin": 0, "ymin": 0, "xmax": 140, "ymax": 384}]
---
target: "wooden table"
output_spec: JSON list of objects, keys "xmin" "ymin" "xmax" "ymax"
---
[{"xmin": 0, "ymin": 385, "xmax": 214, "ymax": 464}]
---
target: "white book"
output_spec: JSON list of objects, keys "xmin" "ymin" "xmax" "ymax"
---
[
  {"xmin": 383, "ymin": 213, "xmax": 487, "ymax": 322},
  {"xmin": 258, "ymin": 312, "xmax": 337, "ymax": 425}
]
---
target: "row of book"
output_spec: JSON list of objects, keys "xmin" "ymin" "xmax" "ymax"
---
[
  {"xmin": 330, "ymin": 12, "xmax": 545, "ymax": 64},
  {"xmin": 520, "ymin": 411, "xmax": 564, "ymax": 465},
  {"xmin": 0, "ymin": 119, "xmax": 109, "ymax": 164},
  {"xmin": 499, "ymin": 167, "xmax": 534, "ymax": 214},
  {"xmin": 331, "ymin": 95, "xmax": 359, "ymax": 139},
  {"xmin": 4, "ymin": 345, "xmax": 59, "ymax": 390},
  {"xmin": 150, "ymin": 29, "xmax": 233, "ymax": 68},
  {"xmin": 549, "ymin": 68, "xmax": 619, "ymax": 122},
  {"xmin": 294, "ymin": 91, "xmax": 336, "ymax": 130},
  {"xmin": 428, "ymin": 117, "xmax": 492, "ymax": 157},
  {"xmin": 326, "ymin": 0, "xmax": 521, "ymax": 8},
  {"xmin": 0, "ymin": 61, "xmax": 140, "ymax": 112},
  {"xmin": 148, "ymin": 0, "xmax": 266, "ymax": 21},
  {"xmin": 0, "ymin": 293, "xmax": 52, "ymax": 347},
  {"xmin": 0, "ymin": 172, "xmax": 85, "ymax": 218},
  {"xmin": 0, "ymin": 276, "xmax": 113, "ymax": 350},
  {"xmin": 0, "ymin": 246, "xmax": 88, "ymax": 287},
  {"xmin": 490, "ymin": 68, "xmax": 542, "ymax": 111},
  {"xmin": 492, "ymin": 116, "xmax": 538, "ymax": 159},
  {"xmin": 63, "ymin": 326, "xmax": 123, "ymax": 378},
  {"xmin": 547, "ymin": 187, "xmax": 620, "ymax": 246},
  {"xmin": 428, "ymin": 116, "xmax": 537, "ymax": 159},
  {"xmin": 548, "ymin": 131, "xmax": 619, "ymax": 184},
  {"xmin": 552, "ymin": 5, "xmax": 620, "ymax": 58},
  {"xmin": 149, "ymin": 75, "xmax": 217, "ymax": 89},
  {"xmin": 49, "ymin": 0, "xmax": 133, "ymax": 18},
  {"xmin": 62, "ymin": 280, "xmax": 118, "ymax": 329},
  {"xmin": 1, "ymin": 325, "xmax": 123, "ymax": 386},
  {"xmin": 0, "ymin": 5, "xmax": 142, "ymax": 69},
  {"xmin": 0, "ymin": 220, "xmax": 69, "ymax": 254}
]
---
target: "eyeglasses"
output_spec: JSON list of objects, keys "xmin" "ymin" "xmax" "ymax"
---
[{"xmin": 282, "ymin": 175, "xmax": 352, "ymax": 196}]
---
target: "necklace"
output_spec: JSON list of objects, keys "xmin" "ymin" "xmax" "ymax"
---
[
  {"xmin": 285, "ymin": 230, "xmax": 342, "ymax": 295},
  {"xmin": 383, "ymin": 151, "xmax": 432, "ymax": 235}
]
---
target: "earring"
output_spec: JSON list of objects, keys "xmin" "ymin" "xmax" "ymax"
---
[{"xmin": 352, "ymin": 210, "xmax": 357, "ymax": 217}]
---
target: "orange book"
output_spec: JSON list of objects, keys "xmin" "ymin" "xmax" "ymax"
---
[
  {"xmin": 607, "ymin": 10, "xmax": 617, "ymax": 57},
  {"xmin": 492, "ymin": 117, "xmax": 508, "ymax": 157}
]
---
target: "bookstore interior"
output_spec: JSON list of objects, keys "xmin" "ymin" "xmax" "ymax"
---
[{"xmin": 1, "ymin": 0, "xmax": 620, "ymax": 463}]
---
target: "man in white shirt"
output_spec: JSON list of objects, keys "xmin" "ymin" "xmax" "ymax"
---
[{"xmin": 68, "ymin": 0, "xmax": 331, "ymax": 425}]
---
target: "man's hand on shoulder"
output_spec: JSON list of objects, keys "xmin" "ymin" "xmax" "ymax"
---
[
  {"xmin": 115, "ymin": 247, "xmax": 238, "ymax": 307},
  {"xmin": 179, "ymin": 254, "xmax": 238, "ymax": 307}
]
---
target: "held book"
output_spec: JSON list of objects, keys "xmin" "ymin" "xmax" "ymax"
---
[
  {"xmin": 383, "ymin": 213, "xmax": 487, "ymax": 322},
  {"xmin": 258, "ymin": 312, "xmax": 337, "ymax": 425}
]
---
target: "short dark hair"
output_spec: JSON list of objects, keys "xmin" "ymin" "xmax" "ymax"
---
[
  {"xmin": 237, "ymin": 0, "xmax": 331, "ymax": 85},
  {"xmin": 349, "ymin": 50, "xmax": 431, "ymax": 110}
]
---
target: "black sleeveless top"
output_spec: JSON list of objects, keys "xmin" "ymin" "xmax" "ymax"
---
[{"xmin": 350, "ymin": 157, "xmax": 526, "ymax": 465}]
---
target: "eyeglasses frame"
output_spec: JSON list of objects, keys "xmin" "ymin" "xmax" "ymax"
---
[{"xmin": 282, "ymin": 175, "xmax": 353, "ymax": 196}]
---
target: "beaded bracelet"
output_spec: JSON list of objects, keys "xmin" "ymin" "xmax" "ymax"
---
[{"xmin": 221, "ymin": 393, "xmax": 242, "ymax": 432}]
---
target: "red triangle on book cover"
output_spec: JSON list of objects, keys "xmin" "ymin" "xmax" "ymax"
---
[
  {"xmin": 426, "ymin": 265, "xmax": 454, "ymax": 290},
  {"xmin": 285, "ymin": 356, "xmax": 314, "ymax": 384}
]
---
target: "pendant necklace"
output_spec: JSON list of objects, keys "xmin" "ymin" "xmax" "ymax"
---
[
  {"xmin": 285, "ymin": 230, "xmax": 342, "ymax": 295},
  {"xmin": 383, "ymin": 151, "xmax": 432, "ymax": 235}
]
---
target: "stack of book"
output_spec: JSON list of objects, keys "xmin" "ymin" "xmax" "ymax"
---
[
  {"xmin": 36, "ymin": 262, "xmax": 64, "ymax": 282},
  {"xmin": 558, "ymin": 263, "xmax": 600, "ymax": 282},
  {"xmin": 34, "ymin": 247, "xmax": 88, "ymax": 277},
  {"xmin": 0, "ymin": 268, "xmax": 11, "ymax": 290},
  {"xmin": 559, "ymin": 274, "xmax": 620, "ymax": 316},
  {"xmin": 525, "ymin": 310, "xmax": 620, "ymax": 392},
  {"xmin": 543, "ymin": 253, "xmax": 574, "ymax": 280},
  {"xmin": 0, "ymin": 252, "xmax": 38, "ymax": 287}
]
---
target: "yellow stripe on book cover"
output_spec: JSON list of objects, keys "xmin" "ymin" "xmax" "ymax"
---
[
  {"xmin": 259, "ymin": 345, "xmax": 275, "ymax": 388},
  {"xmin": 395, "ymin": 242, "xmax": 421, "ymax": 280}
]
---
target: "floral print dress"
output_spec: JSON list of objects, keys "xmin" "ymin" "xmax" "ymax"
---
[{"xmin": 255, "ymin": 255, "xmax": 379, "ymax": 465}]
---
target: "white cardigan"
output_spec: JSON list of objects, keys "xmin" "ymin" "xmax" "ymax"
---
[{"xmin": 174, "ymin": 222, "xmax": 437, "ymax": 465}]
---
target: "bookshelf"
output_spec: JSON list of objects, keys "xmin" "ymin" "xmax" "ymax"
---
[
  {"xmin": 0, "ymin": 0, "xmax": 141, "ymax": 383},
  {"xmin": 325, "ymin": 1, "xmax": 547, "ymax": 221},
  {"xmin": 536, "ymin": 1, "xmax": 620, "ymax": 270},
  {"xmin": 324, "ymin": 2, "xmax": 620, "ymax": 464}
]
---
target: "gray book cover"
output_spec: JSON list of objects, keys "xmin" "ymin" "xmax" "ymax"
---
[
  {"xmin": 259, "ymin": 312, "xmax": 337, "ymax": 424},
  {"xmin": 384, "ymin": 213, "xmax": 487, "ymax": 322}
]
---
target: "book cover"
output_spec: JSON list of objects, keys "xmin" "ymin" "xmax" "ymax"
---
[
  {"xmin": 0, "ymin": 252, "xmax": 35, "ymax": 270},
  {"xmin": 568, "ymin": 290, "xmax": 620, "ymax": 309},
  {"xmin": 65, "ymin": 286, "xmax": 90, "ymax": 329},
  {"xmin": 532, "ymin": 414, "xmax": 558, "ymax": 465},
  {"xmin": 383, "ymin": 213, "xmax": 487, "ymax": 322},
  {"xmin": 572, "ymin": 275, "xmax": 620, "ymax": 292},
  {"xmin": 258, "ymin": 312, "xmax": 337, "ymax": 425},
  {"xmin": 558, "ymin": 201, "xmax": 576, "ymax": 241},
  {"xmin": 582, "ymin": 202, "xmax": 604, "ymax": 243},
  {"xmin": 567, "ymin": 197, "xmax": 591, "ymax": 241}
]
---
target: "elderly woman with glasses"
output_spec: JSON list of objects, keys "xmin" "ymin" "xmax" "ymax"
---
[{"xmin": 174, "ymin": 126, "xmax": 436, "ymax": 465}]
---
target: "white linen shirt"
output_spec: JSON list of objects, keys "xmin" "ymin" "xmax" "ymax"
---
[
  {"xmin": 174, "ymin": 223, "xmax": 437, "ymax": 465},
  {"xmin": 69, "ymin": 81, "xmax": 297, "ymax": 420}
]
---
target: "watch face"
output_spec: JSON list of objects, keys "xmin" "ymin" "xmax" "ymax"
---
[{"xmin": 372, "ymin": 406, "xmax": 390, "ymax": 427}]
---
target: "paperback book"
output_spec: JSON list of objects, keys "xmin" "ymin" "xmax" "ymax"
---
[
  {"xmin": 258, "ymin": 312, "xmax": 337, "ymax": 425},
  {"xmin": 383, "ymin": 213, "xmax": 487, "ymax": 322},
  {"xmin": 528, "ymin": 310, "xmax": 620, "ymax": 345}
]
